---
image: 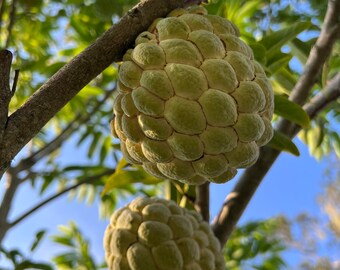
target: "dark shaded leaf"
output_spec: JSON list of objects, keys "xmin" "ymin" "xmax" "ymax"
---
[
  {"xmin": 15, "ymin": 261, "xmax": 53, "ymax": 270},
  {"xmin": 260, "ymin": 22, "xmax": 312, "ymax": 54},
  {"xmin": 30, "ymin": 230, "xmax": 47, "ymax": 252},
  {"xmin": 267, "ymin": 130, "xmax": 300, "ymax": 156}
]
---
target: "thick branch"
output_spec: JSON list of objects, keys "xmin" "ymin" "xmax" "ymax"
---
[
  {"xmin": 276, "ymin": 0, "xmax": 340, "ymax": 137},
  {"xmin": 289, "ymin": 0, "xmax": 340, "ymax": 105},
  {"xmin": 0, "ymin": 50, "xmax": 12, "ymax": 142},
  {"xmin": 303, "ymin": 73, "xmax": 340, "ymax": 119},
  {"xmin": 0, "ymin": 0, "xmax": 188, "ymax": 176},
  {"xmin": 211, "ymin": 0, "xmax": 340, "ymax": 246},
  {"xmin": 8, "ymin": 169, "xmax": 114, "ymax": 229},
  {"xmin": 212, "ymin": 73, "xmax": 340, "ymax": 246},
  {"xmin": 195, "ymin": 182, "xmax": 210, "ymax": 221}
]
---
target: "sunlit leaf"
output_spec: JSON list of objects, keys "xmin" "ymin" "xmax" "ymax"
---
[
  {"xmin": 274, "ymin": 94, "xmax": 310, "ymax": 128},
  {"xmin": 116, "ymin": 158, "xmax": 129, "ymax": 172},
  {"xmin": 102, "ymin": 167, "xmax": 163, "ymax": 194},
  {"xmin": 273, "ymin": 68, "xmax": 297, "ymax": 93},
  {"xmin": 51, "ymin": 235, "xmax": 74, "ymax": 247}
]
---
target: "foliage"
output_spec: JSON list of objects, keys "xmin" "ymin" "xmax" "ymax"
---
[
  {"xmin": 0, "ymin": 230, "xmax": 52, "ymax": 270},
  {"xmin": 224, "ymin": 219, "xmax": 286, "ymax": 270},
  {"xmin": 207, "ymin": 0, "xmax": 340, "ymax": 160},
  {"xmin": 51, "ymin": 222, "xmax": 104, "ymax": 269}
]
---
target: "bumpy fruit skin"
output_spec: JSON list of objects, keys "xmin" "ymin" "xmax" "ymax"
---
[
  {"xmin": 112, "ymin": 6, "xmax": 274, "ymax": 184},
  {"xmin": 104, "ymin": 197, "xmax": 226, "ymax": 270}
]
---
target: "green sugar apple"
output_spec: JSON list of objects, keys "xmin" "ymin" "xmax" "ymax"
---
[
  {"xmin": 104, "ymin": 197, "xmax": 226, "ymax": 270},
  {"xmin": 111, "ymin": 6, "xmax": 274, "ymax": 184}
]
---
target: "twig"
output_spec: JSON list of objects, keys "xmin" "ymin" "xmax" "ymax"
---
[
  {"xmin": 8, "ymin": 169, "xmax": 114, "ymax": 228},
  {"xmin": 169, "ymin": 180, "xmax": 196, "ymax": 204},
  {"xmin": 0, "ymin": 0, "xmax": 187, "ymax": 177},
  {"xmin": 195, "ymin": 182, "xmax": 210, "ymax": 221},
  {"xmin": 0, "ymin": 49, "xmax": 12, "ymax": 142},
  {"xmin": 11, "ymin": 69, "xmax": 19, "ymax": 95},
  {"xmin": 15, "ymin": 87, "xmax": 115, "ymax": 174},
  {"xmin": 212, "ymin": 73, "xmax": 340, "ymax": 246},
  {"xmin": 4, "ymin": 0, "xmax": 17, "ymax": 48},
  {"xmin": 0, "ymin": 169, "xmax": 20, "ymax": 243}
]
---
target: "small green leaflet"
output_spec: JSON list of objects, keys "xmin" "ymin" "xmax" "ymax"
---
[
  {"xmin": 30, "ymin": 230, "xmax": 47, "ymax": 252},
  {"xmin": 274, "ymin": 94, "xmax": 310, "ymax": 128},
  {"xmin": 267, "ymin": 130, "xmax": 300, "ymax": 156},
  {"xmin": 102, "ymin": 164, "xmax": 163, "ymax": 194}
]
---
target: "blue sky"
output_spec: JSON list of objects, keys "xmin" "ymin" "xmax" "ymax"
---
[{"xmin": 0, "ymin": 137, "xmax": 335, "ymax": 268}]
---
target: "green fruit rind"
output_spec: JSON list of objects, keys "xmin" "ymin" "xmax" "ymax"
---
[
  {"xmin": 112, "ymin": 6, "xmax": 274, "ymax": 184},
  {"xmin": 104, "ymin": 197, "xmax": 225, "ymax": 270}
]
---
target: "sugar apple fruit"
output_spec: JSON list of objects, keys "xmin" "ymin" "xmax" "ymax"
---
[
  {"xmin": 111, "ymin": 6, "xmax": 274, "ymax": 185},
  {"xmin": 104, "ymin": 197, "xmax": 226, "ymax": 270}
]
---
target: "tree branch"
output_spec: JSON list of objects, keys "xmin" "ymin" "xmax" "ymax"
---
[
  {"xmin": 0, "ymin": 50, "xmax": 12, "ymax": 143},
  {"xmin": 0, "ymin": 0, "xmax": 188, "ymax": 177},
  {"xmin": 212, "ymin": 73, "xmax": 340, "ymax": 246},
  {"xmin": 289, "ymin": 0, "xmax": 340, "ymax": 105},
  {"xmin": 195, "ymin": 182, "xmax": 210, "ymax": 221},
  {"xmin": 303, "ymin": 73, "xmax": 340, "ymax": 119},
  {"xmin": 8, "ymin": 169, "xmax": 114, "ymax": 229},
  {"xmin": 15, "ymin": 87, "xmax": 115, "ymax": 173},
  {"xmin": 4, "ymin": 0, "xmax": 16, "ymax": 48},
  {"xmin": 0, "ymin": 169, "xmax": 20, "ymax": 243},
  {"xmin": 211, "ymin": 0, "xmax": 340, "ymax": 246}
]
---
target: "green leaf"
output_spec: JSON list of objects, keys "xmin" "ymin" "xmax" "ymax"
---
[
  {"xmin": 102, "ymin": 167, "xmax": 163, "ymax": 194},
  {"xmin": 267, "ymin": 53, "xmax": 292, "ymax": 75},
  {"xmin": 234, "ymin": 0, "xmax": 262, "ymax": 22},
  {"xmin": 331, "ymin": 131, "xmax": 340, "ymax": 158},
  {"xmin": 274, "ymin": 94, "xmax": 310, "ymax": 128},
  {"xmin": 99, "ymin": 136, "xmax": 111, "ymax": 164},
  {"xmin": 51, "ymin": 236, "xmax": 74, "ymax": 247},
  {"xmin": 30, "ymin": 230, "xmax": 47, "ymax": 252},
  {"xmin": 15, "ymin": 261, "xmax": 53, "ymax": 270},
  {"xmin": 273, "ymin": 68, "xmax": 297, "ymax": 93},
  {"xmin": 116, "ymin": 158, "xmax": 129, "ymax": 172},
  {"xmin": 87, "ymin": 132, "xmax": 101, "ymax": 158},
  {"xmin": 289, "ymin": 38, "xmax": 314, "ymax": 65},
  {"xmin": 267, "ymin": 130, "xmax": 300, "ymax": 156},
  {"xmin": 260, "ymin": 22, "xmax": 312, "ymax": 55},
  {"xmin": 70, "ymin": 15, "xmax": 93, "ymax": 42},
  {"xmin": 249, "ymin": 43, "xmax": 267, "ymax": 64}
]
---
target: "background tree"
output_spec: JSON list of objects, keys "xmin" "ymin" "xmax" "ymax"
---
[{"xmin": 0, "ymin": 0, "xmax": 339, "ymax": 268}]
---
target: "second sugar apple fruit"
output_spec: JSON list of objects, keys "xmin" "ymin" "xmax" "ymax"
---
[
  {"xmin": 111, "ymin": 6, "xmax": 274, "ymax": 185},
  {"xmin": 104, "ymin": 197, "xmax": 226, "ymax": 270}
]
